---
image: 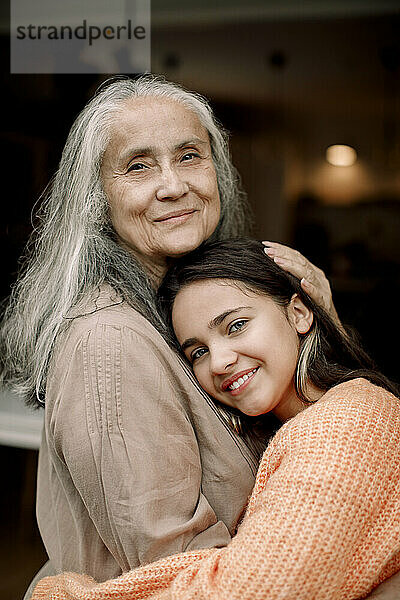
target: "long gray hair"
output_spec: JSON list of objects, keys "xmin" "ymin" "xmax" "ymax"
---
[{"xmin": 0, "ymin": 75, "xmax": 251, "ymax": 407}]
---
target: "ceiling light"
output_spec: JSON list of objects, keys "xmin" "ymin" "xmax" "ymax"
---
[{"xmin": 326, "ymin": 145, "xmax": 357, "ymax": 167}]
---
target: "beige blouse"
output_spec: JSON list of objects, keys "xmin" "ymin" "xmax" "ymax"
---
[{"xmin": 34, "ymin": 285, "xmax": 259, "ymax": 584}]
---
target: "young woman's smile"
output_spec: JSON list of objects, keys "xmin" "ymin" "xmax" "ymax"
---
[
  {"xmin": 172, "ymin": 279, "xmax": 312, "ymax": 421},
  {"xmin": 221, "ymin": 366, "xmax": 259, "ymax": 395}
]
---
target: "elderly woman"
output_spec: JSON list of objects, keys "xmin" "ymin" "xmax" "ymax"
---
[{"xmin": 1, "ymin": 76, "xmax": 397, "ymax": 600}]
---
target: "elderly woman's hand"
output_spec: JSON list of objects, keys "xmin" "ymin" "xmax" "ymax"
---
[{"xmin": 262, "ymin": 241, "xmax": 341, "ymax": 327}]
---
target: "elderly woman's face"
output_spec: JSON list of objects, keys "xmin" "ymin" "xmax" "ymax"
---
[{"xmin": 101, "ymin": 97, "xmax": 221, "ymax": 271}]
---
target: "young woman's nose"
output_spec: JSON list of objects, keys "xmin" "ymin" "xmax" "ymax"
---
[
  {"xmin": 209, "ymin": 345, "xmax": 238, "ymax": 375},
  {"xmin": 156, "ymin": 165, "xmax": 189, "ymax": 201}
]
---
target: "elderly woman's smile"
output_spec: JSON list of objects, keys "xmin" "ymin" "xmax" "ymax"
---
[{"xmin": 101, "ymin": 96, "xmax": 221, "ymax": 275}]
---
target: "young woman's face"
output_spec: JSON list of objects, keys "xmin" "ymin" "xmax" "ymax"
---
[{"xmin": 172, "ymin": 279, "xmax": 312, "ymax": 421}]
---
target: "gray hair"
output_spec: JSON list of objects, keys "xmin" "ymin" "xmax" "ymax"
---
[{"xmin": 0, "ymin": 74, "xmax": 251, "ymax": 407}]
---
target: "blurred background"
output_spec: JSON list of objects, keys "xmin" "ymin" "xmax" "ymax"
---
[{"xmin": 0, "ymin": 1, "xmax": 399, "ymax": 598}]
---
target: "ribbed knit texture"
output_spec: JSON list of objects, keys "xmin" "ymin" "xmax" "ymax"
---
[{"xmin": 32, "ymin": 378, "xmax": 400, "ymax": 600}]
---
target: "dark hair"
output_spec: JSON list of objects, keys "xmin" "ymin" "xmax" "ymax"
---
[{"xmin": 158, "ymin": 238, "xmax": 399, "ymax": 409}]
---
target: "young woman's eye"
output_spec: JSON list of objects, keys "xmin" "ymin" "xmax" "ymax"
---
[
  {"xmin": 228, "ymin": 319, "xmax": 248, "ymax": 334},
  {"xmin": 191, "ymin": 347, "xmax": 208, "ymax": 362}
]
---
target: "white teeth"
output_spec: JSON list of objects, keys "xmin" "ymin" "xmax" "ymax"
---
[{"xmin": 227, "ymin": 369, "xmax": 257, "ymax": 391}]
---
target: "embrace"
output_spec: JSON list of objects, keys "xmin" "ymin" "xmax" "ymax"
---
[{"xmin": 1, "ymin": 75, "xmax": 399, "ymax": 600}]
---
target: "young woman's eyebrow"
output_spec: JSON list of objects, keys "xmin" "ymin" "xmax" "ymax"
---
[
  {"xmin": 208, "ymin": 306, "xmax": 251, "ymax": 329},
  {"xmin": 180, "ymin": 307, "xmax": 252, "ymax": 353},
  {"xmin": 181, "ymin": 337, "xmax": 201, "ymax": 353}
]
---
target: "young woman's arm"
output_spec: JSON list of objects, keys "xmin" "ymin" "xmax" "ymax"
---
[{"xmin": 32, "ymin": 379, "xmax": 400, "ymax": 600}]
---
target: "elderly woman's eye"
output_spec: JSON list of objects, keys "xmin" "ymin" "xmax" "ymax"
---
[
  {"xmin": 191, "ymin": 347, "xmax": 208, "ymax": 362},
  {"xmin": 127, "ymin": 162, "xmax": 146, "ymax": 172},
  {"xmin": 228, "ymin": 319, "xmax": 248, "ymax": 334},
  {"xmin": 181, "ymin": 152, "xmax": 200, "ymax": 162}
]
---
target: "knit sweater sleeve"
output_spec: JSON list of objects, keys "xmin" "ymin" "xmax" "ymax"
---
[{"xmin": 32, "ymin": 379, "xmax": 400, "ymax": 600}]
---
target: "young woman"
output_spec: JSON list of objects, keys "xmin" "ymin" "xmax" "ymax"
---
[{"xmin": 32, "ymin": 239, "xmax": 400, "ymax": 600}]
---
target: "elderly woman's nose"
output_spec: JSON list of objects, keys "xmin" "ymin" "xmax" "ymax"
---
[{"xmin": 156, "ymin": 165, "xmax": 189, "ymax": 201}]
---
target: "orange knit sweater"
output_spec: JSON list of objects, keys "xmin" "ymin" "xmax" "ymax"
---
[{"xmin": 32, "ymin": 378, "xmax": 400, "ymax": 600}]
